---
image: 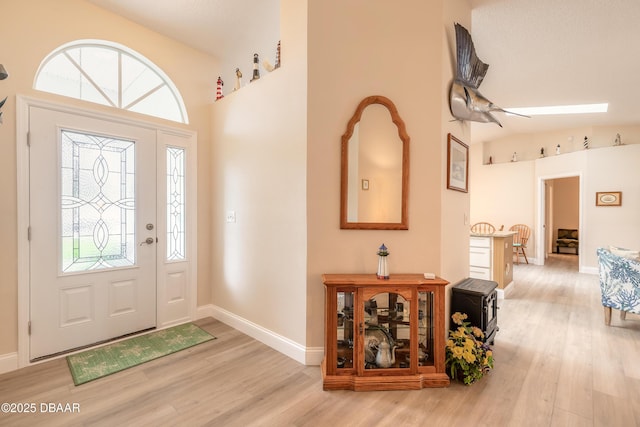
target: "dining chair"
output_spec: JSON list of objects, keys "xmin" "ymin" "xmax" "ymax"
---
[
  {"xmin": 509, "ymin": 224, "xmax": 531, "ymax": 264},
  {"xmin": 470, "ymin": 222, "xmax": 496, "ymax": 234}
]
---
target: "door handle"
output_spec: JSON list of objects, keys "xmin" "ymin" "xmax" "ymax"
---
[{"xmin": 139, "ymin": 237, "xmax": 155, "ymax": 246}]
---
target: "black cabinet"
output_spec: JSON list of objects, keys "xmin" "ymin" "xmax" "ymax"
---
[{"xmin": 451, "ymin": 278, "xmax": 498, "ymax": 344}]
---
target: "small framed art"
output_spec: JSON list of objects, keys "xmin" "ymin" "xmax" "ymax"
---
[
  {"xmin": 596, "ymin": 191, "xmax": 622, "ymax": 206},
  {"xmin": 447, "ymin": 133, "xmax": 469, "ymax": 193}
]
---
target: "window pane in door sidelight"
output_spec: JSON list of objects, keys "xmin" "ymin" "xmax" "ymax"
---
[{"xmin": 166, "ymin": 146, "xmax": 185, "ymax": 261}]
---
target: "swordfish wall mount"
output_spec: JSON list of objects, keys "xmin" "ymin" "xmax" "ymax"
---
[{"xmin": 449, "ymin": 23, "xmax": 528, "ymax": 127}]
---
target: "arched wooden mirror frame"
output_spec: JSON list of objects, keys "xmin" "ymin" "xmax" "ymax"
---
[{"xmin": 340, "ymin": 95, "xmax": 410, "ymax": 230}]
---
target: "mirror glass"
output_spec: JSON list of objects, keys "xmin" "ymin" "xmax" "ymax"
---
[{"xmin": 340, "ymin": 96, "xmax": 409, "ymax": 229}]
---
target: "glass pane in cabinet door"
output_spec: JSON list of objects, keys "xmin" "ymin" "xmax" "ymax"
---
[
  {"xmin": 337, "ymin": 291, "xmax": 354, "ymax": 369},
  {"xmin": 418, "ymin": 291, "xmax": 434, "ymax": 366},
  {"xmin": 364, "ymin": 292, "xmax": 410, "ymax": 369}
]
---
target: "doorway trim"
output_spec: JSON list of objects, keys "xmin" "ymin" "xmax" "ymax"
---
[
  {"xmin": 16, "ymin": 95, "xmax": 198, "ymax": 368},
  {"xmin": 535, "ymin": 172, "xmax": 583, "ymax": 270}
]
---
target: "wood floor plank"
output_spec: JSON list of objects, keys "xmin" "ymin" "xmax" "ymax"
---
[
  {"xmin": 550, "ymin": 407, "xmax": 593, "ymax": 427},
  {"xmin": 554, "ymin": 311, "xmax": 594, "ymax": 418},
  {"xmin": 593, "ymin": 389, "xmax": 636, "ymax": 426},
  {"xmin": 1, "ymin": 254, "xmax": 639, "ymax": 426}
]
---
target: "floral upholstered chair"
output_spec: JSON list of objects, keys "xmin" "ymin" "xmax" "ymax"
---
[{"xmin": 597, "ymin": 247, "xmax": 640, "ymax": 325}]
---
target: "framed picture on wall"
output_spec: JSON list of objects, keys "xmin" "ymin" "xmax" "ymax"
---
[
  {"xmin": 596, "ymin": 191, "xmax": 622, "ymax": 206},
  {"xmin": 447, "ymin": 133, "xmax": 469, "ymax": 193}
]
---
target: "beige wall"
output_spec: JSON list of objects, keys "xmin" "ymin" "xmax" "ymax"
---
[
  {"xmin": 210, "ymin": 0, "xmax": 471, "ymax": 353},
  {"xmin": 441, "ymin": 0, "xmax": 473, "ymax": 296},
  {"xmin": 0, "ymin": 0, "xmax": 217, "ymax": 356},
  {"xmin": 469, "ymin": 145, "xmax": 536, "ymax": 248},
  {"xmin": 481, "ymin": 124, "xmax": 640, "ymax": 164},
  {"xmin": 209, "ymin": 0, "xmax": 308, "ymax": 345},
  {"xmin": 471, "ymin": 138, "xmax": 640, "ymax": 271},
  {"xmin": 306, "ymin": 0, "xmax": 472, "ymax": 349},
  {"xmin": 585, "ymin": 144, "xmax": 640, "ymax": 265}
]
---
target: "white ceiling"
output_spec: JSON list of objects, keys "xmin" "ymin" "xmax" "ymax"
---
[
  {"xmin": 469, "ymin": 0, "xmax": 640, "ymax": 143},
  {"xmin": 88, "ymin": 0, "xmax": 640, "ymax": 144},
  {"xmin": 88, "ymin": 0, "xmax": 279, "ymax": 61}
]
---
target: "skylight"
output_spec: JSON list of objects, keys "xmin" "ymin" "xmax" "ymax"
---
[{"xmin": 506, "ymin": 103, "xmax": 608, "ymax": 116}]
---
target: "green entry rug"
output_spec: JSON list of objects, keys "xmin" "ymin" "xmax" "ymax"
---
[{"xmin": 66, "ymin": 323, "xmax": 215, "ymax": 386}]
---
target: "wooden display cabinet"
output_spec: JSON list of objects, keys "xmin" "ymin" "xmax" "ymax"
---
[{"xmin": 321, "ymin": 274, "xmax": 450, "ymax": 391}]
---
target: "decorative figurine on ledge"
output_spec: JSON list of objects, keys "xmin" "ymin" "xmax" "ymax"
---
[
  {"xmin": 250, "ymin": 53, "xmax": 260, "ymax": 82},
  {"xmin": 556, "ymin": 144, "xmax": 561, "ymax": 155},
  {"xmin": 234, "ymin": 68, "xmax": 243, "ymax": 91},
  {"xmin": 215, "ymin": 76, "xmax": 224, "ymax": 101},
  {"xmin": 0, "ymin": 97, "xmax": 6, "ymax": 125},
  {"xmin": 583, "ymin": 136, "xmax": 589, "ymax": 149},
  {"xmin": 614, "ymin": 133, "xmax": 622, "ymax": 146},
  {"xmin": 540, "ymin": 147, "xmax": 545, "ymax": 158},
  {"xmin": 376, "ymin": 244, "xmax": 389, "ymax": 280},
  {"xmin": 0, "ymin": 65, "xmax": 7, "ymax": 125},
  {"xmin": 263, "ymin": 41, "xmax": 281, "ymax": 72},
  {"xmin": 511, "ymin": 152, "xmax": 517, "ymax": 162}
]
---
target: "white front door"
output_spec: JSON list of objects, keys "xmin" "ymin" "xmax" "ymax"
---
[{"xmin": 29, "ymin": 106, "xmax": 157, "ymax": 360}]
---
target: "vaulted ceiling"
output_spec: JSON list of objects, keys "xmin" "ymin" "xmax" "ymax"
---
[
  {"xmin": 469, "ymin": 0, "xmax": 640, "ymax": 143},
  {"xmin": 88, "ymin": 0, "xmax": 640, "ymax": 144},
  {"xmin": 88, "ymin": 0, "xmax": 279, "ymax": 62}
]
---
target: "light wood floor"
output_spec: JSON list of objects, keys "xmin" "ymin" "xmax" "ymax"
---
[{"xmin": 1, "ymin": 254, "xmax": 639, "ymax": 426}]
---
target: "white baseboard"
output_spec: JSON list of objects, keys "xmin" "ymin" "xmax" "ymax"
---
[
  {"xmin": 496, "ymin": 281, "xmax": 515, "ymax": 299},
  {"xmin": 0, "ymin": 352, "xmax": 18, "ymax": 374},
  {"xmin": 514, "ymin": 257, "xmax": 537, "ymax": 265},
  {"xmin": 196, "ymin": 304, "xmax": 215, "ymax": 319},
  {"xmin": 196, "ymin": 304, "xmax": 323, "ymax": 366},
  {"xmin": 581, "ymin": 266, "xmax": 598, "ymax": 275}
]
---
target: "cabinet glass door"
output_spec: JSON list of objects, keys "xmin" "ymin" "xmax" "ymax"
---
[
  {"xmin": 336, "ymin": 291, "xmax": 354, "ymax": 369},
  {"xmin": 418, "ymin": 291, "xmax": 434, "ymax": 367},
  {"xmin": 364, "ymin": 292, "xmax": 410, "ymax": 370}
]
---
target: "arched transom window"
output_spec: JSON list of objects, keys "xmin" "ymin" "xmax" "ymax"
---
[{"xmin": 35, "ymin": 40, "xmax": 188, "ymax": 124}]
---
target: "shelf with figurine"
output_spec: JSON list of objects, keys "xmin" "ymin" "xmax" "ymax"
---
[
  {"xmin": 214, "ymin": 41, "xmax": 281, "ymax": 102},
  {"xmin": 484, "ymin": 133, "xmax": 632, "ymax": 165}
]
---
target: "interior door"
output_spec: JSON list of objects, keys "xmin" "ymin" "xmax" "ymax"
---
[{"xmin": 29, "ymin": 106, "xmax": 157, "ymax": 360}]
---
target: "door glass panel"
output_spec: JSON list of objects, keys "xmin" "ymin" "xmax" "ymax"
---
[
  {"xmin": 364, "ymin": 292, "xmax": 410, "ymax": 369},
  {"xmin": 60, "ymin": 129, "xmax": 136, "ymax": 272},
  {"xmin": 418, "ymin": 291, "xmax": 434, "ymax": 366},
  {"xmin": 167, "ymin": 146, "xmax": 185, "ymax": 260},
  {"xmin": 336, "ymin": 291, "xmax": 354, "ymax": 369}
]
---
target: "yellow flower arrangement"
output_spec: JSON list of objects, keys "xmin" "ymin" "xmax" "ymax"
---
[{"xmin": 445, "ymin": 312, "xmax": 494, "ymax": 385}]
